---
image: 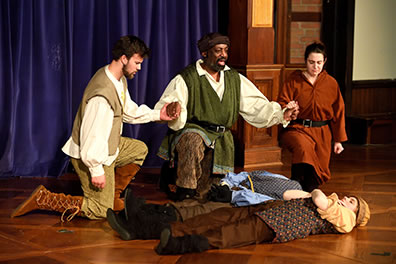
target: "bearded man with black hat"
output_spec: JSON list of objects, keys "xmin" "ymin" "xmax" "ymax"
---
[{"xmin": 155, "ymin": 32, "xmax": 299, "ymax": 201}]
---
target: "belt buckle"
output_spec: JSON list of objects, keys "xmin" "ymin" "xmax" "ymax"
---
[
  {"xmin": 217, "ymin": 126, "xmax": 226, "ymax": 133},
  {"xmin": 303, "ymin": 119, "xmax": 312, "ymax": 127}
]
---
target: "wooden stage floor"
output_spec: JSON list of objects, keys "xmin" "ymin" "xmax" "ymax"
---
[{"xmin": 1, "ymin": 144, "xmax": 395, "ymax": 263}]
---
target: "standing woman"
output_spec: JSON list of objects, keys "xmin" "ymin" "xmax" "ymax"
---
[{"xmin": 277, "ymin": 42, "xmax": 347, "ymax": 191}]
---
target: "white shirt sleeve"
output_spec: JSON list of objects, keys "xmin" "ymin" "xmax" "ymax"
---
[
  {"xmin": 154, "ymin": 72, "xmax": 289, "ymax": 131},
  {"xmin": 79, "ymin": 96, "xmax": 114, "ymax": 177},
  {"xmin": 154, "ymin": 75, "xmax": 189, "ymax": 131},
  {"xmin": 123, "ymin": 89, "xmax": 161, "ymax": 124},
  {"xmin": 239, "ymin": 74, "xmax": 289, "ymax": 128}
]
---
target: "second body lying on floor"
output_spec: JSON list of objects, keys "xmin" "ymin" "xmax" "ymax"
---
[
  {"xmin": 116, "ymin": 170, "xmax": 308, "ymax": 228},
  {"xmin": 207, "ymin": 170, "xmax": 307, "ymax": 206},
  {"xmin": 108, "ymin": 187, "xmax": 370, "ymax": 255}
]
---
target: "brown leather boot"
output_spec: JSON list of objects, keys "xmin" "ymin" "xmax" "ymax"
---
[
  {"xmin": 10, "ymin": 185, "xmax": 83, "ymax": 222},
  {"xmin": 113, "ymin": 163, "xmax": 140, "ymax": 211}
]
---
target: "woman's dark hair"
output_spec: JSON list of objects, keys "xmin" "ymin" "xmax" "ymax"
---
[
  {"xmin": 304, "ymin": 42, "xmax": 327, "ymax": 61},
  {"xmin": 111, "ymin": 35, "xmax": 151, "ymax": 61}
]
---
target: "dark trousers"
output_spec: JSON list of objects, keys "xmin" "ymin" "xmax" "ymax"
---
[
  {"xmin": 170, "ymin": 201, "xmax": 282, "ymax": 249},
  {"xmin": 170, "ymin": 200, "xmax": 232, "ymax": 221},
  {"xmin": 291, "ymin": 163, "xmax": 321, "ymax": 192}
]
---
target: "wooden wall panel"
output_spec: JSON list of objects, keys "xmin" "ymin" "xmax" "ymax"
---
[
  {"xmin": 227, "ymin": 0, "xmax": 248, "ymax": 66},
  {"xmin": 231, "ymin": 65, "xmax": 284, "ymax": 169},
  {"xmin": 247, "ymin": 28, "xmax": 275, "ymax": 64},
  {"xmin": 351, "ymin": 81, "xmax": 396, "ymax": 115},
  {"xmin": 244, "ymin": 65, "xmax": 282, "ymax": 148},
  {"xmin": 251, "ymin": 0, "xmax": 273, "ymax": 27},
  {"xmin": 228, "ymin": 0, "xmax": 292, "ymax": 168},
  {"xmin": 347, "ymin": 80, "xmax": 396, "ymax": 144}
]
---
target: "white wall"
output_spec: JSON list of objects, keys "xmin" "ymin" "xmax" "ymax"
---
[{"xmin": 353, "ymin": 0, "xmax": 396, "ymax": 80}]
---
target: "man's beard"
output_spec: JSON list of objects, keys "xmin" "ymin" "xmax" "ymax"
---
[
  {"xmin": 122, "ymin": 65, "xmax": 135, "ymax": 79},
  {"xmin": 213, "ymin": 63, "xmax": 225, "ymax": 72},
  {"xmin": 207, "ymin": 58, "xmax": 226, "ymax": 72}
]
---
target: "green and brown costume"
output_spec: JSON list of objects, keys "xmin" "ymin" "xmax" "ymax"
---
[{"xmin": 158, "ymin": 64, "xmax": 240, "ymax": 190}]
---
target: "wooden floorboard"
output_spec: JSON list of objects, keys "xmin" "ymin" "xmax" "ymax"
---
[{"xmin": 1, "ymin": 144, "xmax": 395, "ymax": 263}]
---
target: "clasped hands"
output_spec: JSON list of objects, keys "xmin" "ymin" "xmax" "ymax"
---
[
  {"xmin": 283, "ymin": 101, "xmax": 299, "ymax": 121},
  {"xmin": 160, "ymin": 102, "xmax": 181, "ymax": 121}
]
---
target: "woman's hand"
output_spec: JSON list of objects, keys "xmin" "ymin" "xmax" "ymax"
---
[
  {"xmin": 334, "ymin": 142, "xmax": 344, "ymax": 154},
  {"xmin": 283, "ymin": 101, "xmax": 299, "ymax": 121}
]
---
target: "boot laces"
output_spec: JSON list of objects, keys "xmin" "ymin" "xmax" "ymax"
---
[
  {"xmin": 61, "ymin": 206, "xmax": 80, "ymax": 222},
  {"xmin": 35, "ymin": 189, "xmax": 81, "ymax": 222}
]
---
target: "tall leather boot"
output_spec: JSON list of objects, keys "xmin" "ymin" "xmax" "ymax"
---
[
  {"xmin": 107, "ymin": 208, "xmax": 135, "ymax": 241},
  {"xmin": 114, "ymin": 163, "xmax": 140, "ymax": 211},
  {"xmin": 155, "ymin": 228, "xmax": 209, "ymax": 255},
  {"xmin": 123, "ymin": 187, "xmax": 146, "ymax": 221},
  {"xmin": 10, "ymin": 185, "xmax": 83, "ymax": 222}
]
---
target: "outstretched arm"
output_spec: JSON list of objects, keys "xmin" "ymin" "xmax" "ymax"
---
[
  {"xmin": 283, "ymin": 190, "xmax": 311, "ymax": 200},
  {"xmin": 238, "ymin": 74, "xmax": 288, "ymax": 128}
]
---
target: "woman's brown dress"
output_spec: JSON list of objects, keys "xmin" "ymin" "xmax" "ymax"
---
[{"xmin": 277, "ymin": 70, "xmax": 348, "ymax": 184}]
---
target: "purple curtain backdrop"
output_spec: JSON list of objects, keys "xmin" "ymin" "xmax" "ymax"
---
[{"xmin": 0, "ymin": 0, "xmax": 218, "ymax": 177}]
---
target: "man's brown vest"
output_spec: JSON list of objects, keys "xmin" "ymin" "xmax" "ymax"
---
[{"xmin": 71, "ymin": 67, "xmax": 125, "ymax": 155}]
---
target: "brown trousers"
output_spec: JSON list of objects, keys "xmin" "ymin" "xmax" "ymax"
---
[
  {"xmin": 171, "ymin": 201, "xmax": 282, "ymax": 249},
  {"xmin": 170, "ymin": 200, "xmax": 232, "ymax": 221},
  {"xmin": 175, "ymin": 132, "xmax": 220, "ymax": 197}
]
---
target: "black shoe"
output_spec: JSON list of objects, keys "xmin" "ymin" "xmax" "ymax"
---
[
  {"xmin": 155, "ymin": 228, "xmax": 209, "ymax": 255},
  {"xmin": 124, "ymin": 188, "xmax": 145, "ymax": 221},
  {"xmin": 106, "ymin": 208, "xmax": 134, "ymax": 240},
  {"xmin": 155, "ymin": 228, "xmax": 173, "ymax": 255},
  {"xmin": 168, "ymin": 187, "xmax": 196, "ymax": 201}
]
